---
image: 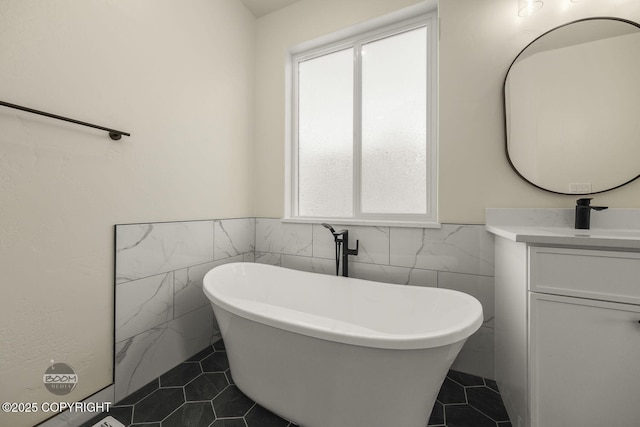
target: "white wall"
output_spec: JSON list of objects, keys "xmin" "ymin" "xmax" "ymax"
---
[
  {"xmin": 253, "ymin": 0, "xmax": 640, "ymax": 223},
  {"xmin": 0, "ymin": 1, "xmax": 255, "ymax": 425}
]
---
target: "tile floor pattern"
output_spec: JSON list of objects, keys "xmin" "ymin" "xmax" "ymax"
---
[{"xmin": 83, "ymin": 340, "xmax": 511, "ymax": 427}]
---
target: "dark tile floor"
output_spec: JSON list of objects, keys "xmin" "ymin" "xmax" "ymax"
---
[{"xmin": 83, "ymin": 340, "xmax": 510, "ymax": 427}]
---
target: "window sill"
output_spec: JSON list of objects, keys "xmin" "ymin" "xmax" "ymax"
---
[{"xmin": 280, "ymin": 217, "xmax": 441, "ymax": 229}]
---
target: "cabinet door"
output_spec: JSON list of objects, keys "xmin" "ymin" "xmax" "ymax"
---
[{"xmin": 530, "ymin": 293, "xmax": 640, "ymax": 427}]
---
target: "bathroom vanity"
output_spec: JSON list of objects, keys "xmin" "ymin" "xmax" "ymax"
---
[
  {"xmin": 496, "ymin": 13, "xmax": 640, "ymax": 426},
  {"xmin": 487, "ymin": 216, "xmax": 640, "ymax": 427}
]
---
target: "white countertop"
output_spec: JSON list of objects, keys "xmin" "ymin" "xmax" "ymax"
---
[{"xmin": 486, "ymin": 225, "xmax": 640, "ymax": 250}]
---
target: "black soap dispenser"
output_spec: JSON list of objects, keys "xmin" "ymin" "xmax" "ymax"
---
[{"xmin": 575, "ymin": 198, "xmax": 608, "ymax": 230}]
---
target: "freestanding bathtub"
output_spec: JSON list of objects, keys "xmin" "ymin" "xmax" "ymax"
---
[{"xmin": 203, "ymin": 262, "xmax": 483, "ymax": 427}]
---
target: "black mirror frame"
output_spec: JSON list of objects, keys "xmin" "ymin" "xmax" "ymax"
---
[{"xmin": 503, "ymin": 16, "xmax": 640, "ymax": 195}]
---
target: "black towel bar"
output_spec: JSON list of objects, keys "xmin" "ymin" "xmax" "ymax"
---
[{"xmin": 0, "ymin": 100, "xmax": 130, "ymax": 140}]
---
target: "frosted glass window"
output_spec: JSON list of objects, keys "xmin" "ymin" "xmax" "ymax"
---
[
  {"xmin": 289, "ymin": 14, "xmax": 436, "ymax": 224},
  {"xmin": 298, "ymin": 49, "xmax": 354, "ymax": 217},
  {"xmin": 361, "ymin": 28, "xmax": 427, "ymax": 214}
]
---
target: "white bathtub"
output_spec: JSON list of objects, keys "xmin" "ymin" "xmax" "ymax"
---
[{"xmin": 203, "ymin": 262, "xmax": 483, "ymax": 427}]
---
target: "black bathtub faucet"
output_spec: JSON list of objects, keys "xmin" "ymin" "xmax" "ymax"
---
[
  {"xmin": 575, "ymin": 198, "xmax": 608, "ymax": 230},
  {"xmin": 321, "ymin": 223, "xmax": 359, "ymax": 277}
]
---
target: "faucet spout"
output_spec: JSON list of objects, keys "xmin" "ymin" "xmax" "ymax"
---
[
  {"xmin": 321, "ymin": 223, "xmax": 336, "ymax": 234},
  {"xmin": 321, "ymin": 223, "xmax": 347, "ymax": 241}
]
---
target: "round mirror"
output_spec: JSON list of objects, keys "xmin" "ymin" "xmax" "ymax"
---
[{"xmin": 504, "ymin": 17, "xmax": 640, "ymax": 194}]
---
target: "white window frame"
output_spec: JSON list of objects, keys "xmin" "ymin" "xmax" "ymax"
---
[{"xmin": 284, "ymin": 8, "xmax": 438, "ymax": 228}]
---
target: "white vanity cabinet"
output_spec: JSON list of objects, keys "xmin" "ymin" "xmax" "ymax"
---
[{"xmin": 491, "ymin": 230, "xmax": 640, "ymax": 427}]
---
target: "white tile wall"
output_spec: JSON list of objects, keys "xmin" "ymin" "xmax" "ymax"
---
[
  {"xmin": 349, "ymin": 261, "xmax": 438, "ymax": 287},
  {"xmin": 439, "ymin": 271, "xmax": 495, "ymax": 328},
  {"xmin": 174, "ymin": 257, "xmax": 244, "ymax": 318},
  {"xmin": 254, "ymin": 251, "xmax": 281, "ymax": 266},
  {"xmin": 255, "ymin": 219, "xmax": 312, "ymax": 256},
  {"xmin": 343, "ymin": 225, "xmax": 390, "ymax": 265},
  {"xmin": 116, "ymin": 221, "xmax": 215, "ymax": 284},
  {"xmin": 389, "ymin": 225, "xmax": 494, "ymax": 276},
  {"xmin": 115, "ymin": 272, "xmax": 174, "ymax": 342},
  {"xmin": 281, "ymin": 254, "xmax": 335, "ymax": 275},
  {"xmin": 114, "ymin": 218, "xmax": 254, "ymax": 401},
  {"xmin": 115, "ymin": 216, "xmax": 497, "ymax": 404},
  {"xmin": 214, "ymin": 218, "xmax": 255, "ymax": 260},
  {"xmin": 114, "ymin": 305, "xmax": 217, "ymax": 401}
]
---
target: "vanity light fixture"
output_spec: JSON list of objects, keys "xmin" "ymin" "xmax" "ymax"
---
[{"xmin": 518, "ymin": 0, "xmax": 543, "ymax": 16}]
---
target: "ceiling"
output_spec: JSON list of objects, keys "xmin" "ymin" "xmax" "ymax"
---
[{"xmin": 239, "ymin": 0, "xmax": 301, "ymax": 18}]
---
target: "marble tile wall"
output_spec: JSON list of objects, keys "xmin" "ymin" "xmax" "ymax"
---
[
  {"xmin": 256, "ymin": 218, "xmax": 496, "ymax": 379},
  {"xmin": 114, "ymin": 218, "xmax": 255, "ymax": 402},
  {"xmin": 114, "ymin": 216, "xmax": 496, "ymax": 406}
]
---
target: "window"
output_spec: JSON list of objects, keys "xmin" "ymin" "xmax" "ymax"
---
[{"xmin": 286, "ymin": 13, "xmax": 437, "ymax": 226}]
